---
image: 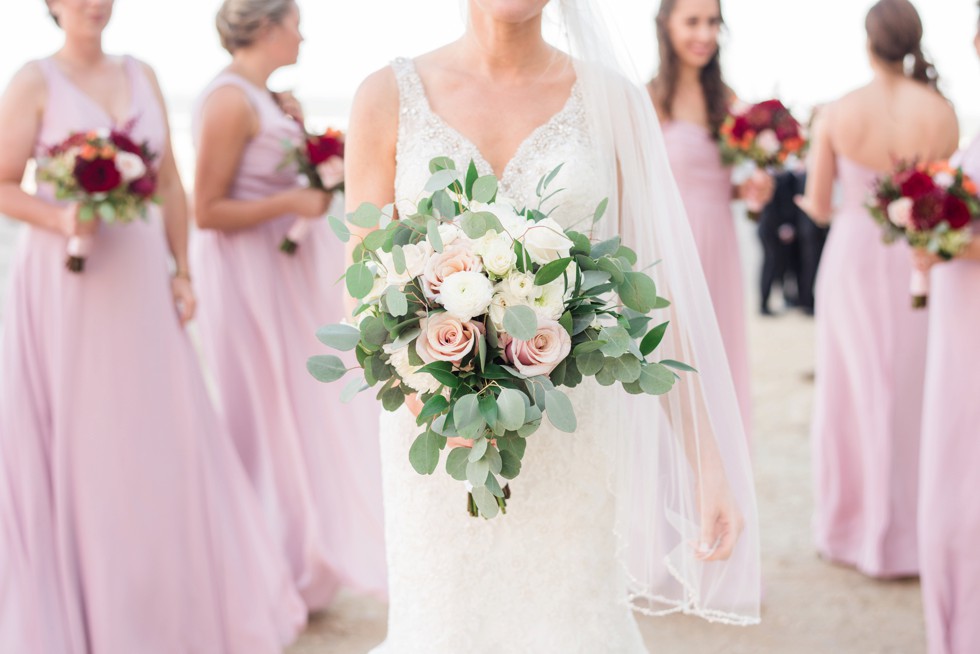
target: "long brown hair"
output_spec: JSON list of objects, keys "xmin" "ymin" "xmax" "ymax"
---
[
  {"xmin": 651, "ymin": 0, "xmax": 730, "ymax": 136},
  {"xmin": 866, "ymin": 0, "xmax": 940, "ymax": 92}
]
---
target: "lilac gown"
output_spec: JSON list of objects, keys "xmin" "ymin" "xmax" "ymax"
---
[
  {"xmin": 918, "ymin": 135, "xmax": 980, "ymax": 654},
  {"xmin": 0, "ymin": 56, "xmax": 305, "ymax": 653},
  {"xmin": 662, "ymin": 121, "xmax": 752, "ymax": 436},
  {"xmin": 190, "ymin": 72, "xmax": 387, "ymax": 610},
  {"xmin": 810, "ymin": 156, "xmax": 927, "ymax": 578}
]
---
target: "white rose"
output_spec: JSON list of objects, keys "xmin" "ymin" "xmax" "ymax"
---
[
  {"xmin": 756, "ymin": 129, "xmax": 781, "ymax": 157},
  {"xmin": 481, "ymin": 234, "xmax": 518, "ymax": 277},
  {"xmin": 437, "ymin": 270, "xmax": 494, "ymax": 321},
  {"xmin": 115, "ymin": 151, "xmax": 147, "ymax": 182},
  {"xmin": 472, "ymin": 201, "xmax": 528, "ymax": 240},
  {"xmin": 383, "ymin": 343, "xmax": 441, "ymax": 394},
  {"xmin": 438, "ymin": 223, "xmax": 466, "ymax": 247},
  {"xmin": 887, "ymin": 197, "xmax": 913, "ymax": 229},
  {"xmin": 522, "ymin": 218, "xmax": 573, "ymax": 265}
]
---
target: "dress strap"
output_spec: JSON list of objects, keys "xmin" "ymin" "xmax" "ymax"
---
[{"xmin": 390, "ymin": 57, "xmax": 429, "ymax": 116}]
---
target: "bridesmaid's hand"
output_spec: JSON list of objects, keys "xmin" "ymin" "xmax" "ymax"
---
[
  {"xmin": 273, "ymin": 91, "xmax": 305, "ymax": 123},
  {"xmin": 287, "ymin": 188, "xmax": 332, "ymax": 218},
  {"xmin": 794, "ymin": 194, "xmax": 831, "ymax": 226},
  {"xmin": 912, "ymin": 248, "xmax": 944, "ymax": 274},
  {"xmin": 171, "ymin": 274, "xmax": 197, "ymax": 326},
  {"xmin": 737, "ymin": 169, "xmax": 775, "ymax": 213},
  {"xmin": 56, "ymin": 204, "xmax": 99, "ymax": 238},
  {"xmin": 695, "ymin": 476, "xmax": 745, "ymax": 562}
]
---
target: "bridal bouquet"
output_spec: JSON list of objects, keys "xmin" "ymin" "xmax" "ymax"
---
[
  {"xmin": 868, "ymin": 160, "xmax": 980, "ymax": 308},
  {"xmin": 309, "ymin": 157, "xmax": 687, "ymax": 518},
  {"xmin": 719, "ymin": 99, "xmax": 806, "ymax": 171},
  {"xmin": 37, "ymin": 127, "xmax": 158, "ymax": 272},
  {"xmin": 280, "ymin": 128, "xmax": 345, "ymax": 255}
]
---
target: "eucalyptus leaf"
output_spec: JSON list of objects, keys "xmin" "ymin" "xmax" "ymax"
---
[
  {"xmin": 349, "ymin": 203, "xmax": 382, "ymax": 229},
  {"xmin": 468, "ymin": 436, "xmax": 489, "ymax": 463},
  {"xmin": 453, "ymin": 393, "xmax": 483, "ymax": 435},
  {"xmin": 446, "ymin": 446, "xmax": 469, "ymax": 481},
  {"xmin": 466, "ymin": 458, "xmax": 490, "ymax": 488},
  {"xmin": 593, "ymin": 197, "xmax": 609, "ymax": 223},
  {"xmin": 409, "ymin": 429, "xmax": 445, "ymax": 475},
  {"xmin": 385, "ymin": 287, "xmax": 408, "ymax": 317},
  {"xmin": 340, "ymin": 376, "xmax": 368, "ymax": 403},
  {"xmin": 427, "ymin": 219, "xmax": 444, "ymax": 253},
  {"xmin": 485, "ymin": 445, "xmax": 502, "ymax": 475},
  {"xmin": 328, "ymin": 215, "xmax": 350, "ymax": 242},
  {"xmin": 591, "ymin": 236, "xmax": 621, "ymax": 259},
  {"xmin": 417, "ymin": 394, "xmax": 449, "ymax": 422},
  {"xmin": 478, "ymin": 394, "xmax": 498, "ymax": 429},
  {"xmin": 428, "ymin": 156, "xmax": 456, "ymax": 173},
  {"xmin": 471, "ymin": 175, "xmax": 499, "ymax": 203},
  {"xmin": 345, "ymin": 262, "xmax": 375, "ymax": 299},
  {"xmin": 503, "ymin": 305, "xmax": 538, "ymax": 341},
  {"xmin": 470, "ymin": 485, "xmax": 498, "ymax": 518},
  {"xmin": 496, "ymin": 388, "xmax": 526, "ymax": 432},
  {"xmin": 639, "ymin": 362, "xmax": 676, "ymax": 395},
  {"xmin": 500, "ymin": 450, "xmax": 522, "ymax": 479},
  {"xmin": 544, "ymin": 389, "xmax": 577, "ymax": 433},
  {"xmin": 316, "ymin": 323, "xmax": 361, "ymax": 351},
  {"xmin": 431, "ymin": 190, "xmax": 457, "ymax": 220},
  {"xmin": 307, "ymin": 355, "xmax": 347, "ymax": 383},
  {"xmin": 534, "ymin": 257, "xmax": 573, "ymax": 286},
  {"xmin": 577, "ymin": 349, "xmax": 605, "ymax": 376},
  {"xmin": 391, "ymin": 244, "xmax": 406, "ymax": 274},
  {"xmin": 640, "ymin": 321, "xmax": 670, "ymax": 357},
  {"xmin": 424, "ymin": 169, "xmax": 460, "ymax": 193},
  {"xmin": 661, "ymin": 359, "xmax": 698, "ymax": 373},
  {"xmin": 599, "ymin": 325, "xmax": 630, "ymax": 358}
]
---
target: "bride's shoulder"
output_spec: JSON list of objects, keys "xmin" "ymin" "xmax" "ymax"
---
[{"xmin": 350, "ymin": 65, "xmax": 400, "ymax": 127}]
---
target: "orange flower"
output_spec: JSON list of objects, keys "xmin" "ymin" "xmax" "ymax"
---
[
  {"xmin": 784, "ymin": 137, "xmax": 805, "ymax": 153},
  {"xmin": 79, "ymin": 144, "xmax": 100, "ymax": 161},
  {"xmin": 963, "ymin": 176, "xmax": 978, "ymax": 196}
]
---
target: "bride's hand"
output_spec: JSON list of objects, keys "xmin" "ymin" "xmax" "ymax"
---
[
  {"xmin": 696, "ymin": 477, "xmax": 745, "ymax": 562},
  {"xmin": 405, "ymin": 392, "xmax": 423, "ymax": 417}
]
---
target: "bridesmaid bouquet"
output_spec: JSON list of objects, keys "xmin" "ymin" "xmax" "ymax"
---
[
  {"xmin": 309, "ymin": 157, "xmax": 686, "ymax": 518},
  {"xmin": 280, "ymin": 128, "xmax": 345, "ymax": 255},
  {"xmin": 719, "ymin": 99, "xmax": 807, "ymax": 172},
  {"xmin": 37, "ymin": 128, "xmax": 158, "ymax": 272},
  {"xmin": 868, "ymin": 160, "xmax": 980, "ymax": 308}
]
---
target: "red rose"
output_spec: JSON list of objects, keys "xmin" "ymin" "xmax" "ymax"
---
[
  {"xmin": 306, "ymin": 132, "xmax": 344, "ymax": 166},
  {"xmin": 74, "ymin": 156, "xmax": 122, "ymax": 194},
  {"xmin": 731, "ymin": 116, "xmax": 752, "ymax": 140},
  {"xmin": 899, "ymin": 170, "xmax": 937, "ymax": 200},
  {"xmin": 746, "ymin": 105, "xmax": 773, "ymax": 130},
  {"xmin": 129, "ymin": 173, "xmax": 157, "ymax": 199},
  {"xmin": 943, "ymin": 194, "xmax": 971, "ymax": 229},
  {"xmin": 911, "ymin": 189, "xmax": 945, "ymax": 230}
]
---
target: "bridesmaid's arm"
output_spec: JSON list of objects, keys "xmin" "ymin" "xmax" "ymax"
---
[
  {"xmin": 795, "ymin": 104, "xmax": 837, "ymax": 225},
  {"xmin": 193, "ymin": 86, "xmax": 328, "ymax": 231},
  {"xmin": 140, "ymin": 62, "xmax": 195, "ymax": 324},
  {"xmin": 0, "ymin": 63, "xmax": 78, "ymax": 234}
]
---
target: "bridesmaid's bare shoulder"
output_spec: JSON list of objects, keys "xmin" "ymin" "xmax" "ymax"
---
[{"xmin": 1, "ymin": 61, "xmax": 48, "ymax": 114}]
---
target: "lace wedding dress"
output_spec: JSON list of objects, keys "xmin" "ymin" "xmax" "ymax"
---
[{"xmin": 371, "ymin": 58, "xmax": 649, "ymax": 654}]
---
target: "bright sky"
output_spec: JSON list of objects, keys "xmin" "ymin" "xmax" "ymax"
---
[{"xmin": 1, "ymin": 1, "xmax": 978, "ymax": 139}]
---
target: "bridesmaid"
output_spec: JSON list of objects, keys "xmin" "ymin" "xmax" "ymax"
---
[
  {"xmin": 796, "ymin": 0, "xmax": 958, "ymax": 578},
  {"xmin": 914, "ymin": 9, "xmax": 980, "ymax": 651},
  {"xmin": 0, "ymin": 0, "xmax": 305, "ymax": 652},
  {"xmin": 192, "ymin": 0, "xmax": 387, "ymax": 610},
  {"xmin": 649, "ymin": 0, "xmax": 773, "ymax": 438}
]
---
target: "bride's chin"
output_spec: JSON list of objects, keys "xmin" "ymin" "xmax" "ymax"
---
[{"xmin": 469, "ymin": 0, "xmax": 550, "ymax": 24}]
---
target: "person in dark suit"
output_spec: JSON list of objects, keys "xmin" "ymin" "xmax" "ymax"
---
[
  {"xmin": 757, "ymin": 170, "xmax": 802, "ymax": 314},
  {"xmin": 792, "ymin": 171, "xmax": 830, "ymax": 314}
]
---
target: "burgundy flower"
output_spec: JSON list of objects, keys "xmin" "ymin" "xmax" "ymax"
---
[
  {"xmin": 129, "ymin": 173, "xmax": 157, "ymax": 199},
  {"xmin": 899, "ymin": 170, "xmax": 938, "ymax": 200},
  {"xmin": 74, "ymin": 156, "xmax": 122, "ymax": 194},
  {"xmin": 731, "ymin": 116, "xmax": 752, "ymax": 140},
  {"xmin": 910, "ymin": 189, "xmax": 945, "ymax": 230},
  {"xmin": 110, "ymin": 130, "xmax": 142, "ymax": 156},
  {"xmin": 943, "ymin": 194, "xmax": 971, "ymax": 229},
  {"xmin": 774, "ymin": 118, "xmax": 800, "ymax": 141},
  {"xmin": 305, "ymin": 131, "xmax": 345, "ymax": 166}
]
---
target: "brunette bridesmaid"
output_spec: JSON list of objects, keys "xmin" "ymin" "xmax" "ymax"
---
[
  {"xmin": 191, "ymin": 0, "xmax": 387, "ymax": 610},
  {"xmin": 914, "ymin": 7, "xmax": 980, "ymax": 651},
  {"xmin": 649, "ymin": 0, "xmax": 773, "ymax": 438},
  {"xmin": 0, "ymin": 1, "xmax": 305, "ymax": 651},
  {"xmin": 796, "ymin": 0, "xmax": 957, "ymax": 578}
]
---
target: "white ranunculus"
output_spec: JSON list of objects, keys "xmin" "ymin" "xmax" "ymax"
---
[
  {"xmin": 438, "ymin": 222, "xmax": 465, "ymax": 247},
  {"xmin": 887, "ymin": 197, "xmax": 913, "ymax": 229},
  {"xmin": 383, "ymin": 343, "xmax": 441, "ymax": 394},
  {"xmin": 437, "ymin": 270, "xmax": 494, "ymax": 321},
  {"xmin": 756, "ymin": 129, "xmax": 781, "ymax": 156},
  {"xmin": 115, "ymin": 151, "xmax": 147, "ymax": 182},
  {"xmin": 499, "ymin": 271, "xmax": 542, "ymax": 302},
  {"xmin": 472, "ymin": 201, "xmax": 528, "ymax": 240},
  {"xmin": 488, "ymin": 290, "xmax": 515, "ymax": 332},
  {"xmin": 481, "ymin": 234, "xmax": 518, "ymax": 277},
  {"xmin": 522, "ymin": 218, "xmax": 573, "ymax": 264},
  {"xmin": 530, "ymin": 277, "xmax": 568, "ymax": 322}
]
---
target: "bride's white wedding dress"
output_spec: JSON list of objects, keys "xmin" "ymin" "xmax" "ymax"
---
[{"xmin": 372, "ymin": 58, "xmax": 648, "ymax": 654}]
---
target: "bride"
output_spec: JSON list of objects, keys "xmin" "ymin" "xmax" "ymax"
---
[{"xmin": 345, "ymin": 1, "xmax": 760, "ymax": 650}]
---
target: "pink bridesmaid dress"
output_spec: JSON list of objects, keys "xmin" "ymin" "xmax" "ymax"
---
[
  {"xmin": 0, "ymin": 57, "xmax": 305, "ymax": 653},
  {"xmin": 918, "ymin": 135, "xmax": 980, "ymax": 654},
  {"xmin": 810, "ymin": 157, "xmax": 927, "ymax": 578},
  {"xmin": 190, "ymin": 72, "xmax": 387, "ymax": 610},
  {"xmin": 662, "ymin": 121, "xmax": 752, "ymax": 436}
]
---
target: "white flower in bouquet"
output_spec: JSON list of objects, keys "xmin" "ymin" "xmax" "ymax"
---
[
  {"xmin": 488, "ymin": 291, "xmax": 513, "ymax": 332},
  {"xmin": 383, "ymin": 343, "xmax": 441, "ymax": 394},
  {"xmin": 378, "ymin": 241, "xmax": 431, "ymax": 286},
  {"xmin": 934, "ymin": 171, "xmax": 955, "ymax": 189},
  {"xmin": 481, "ymin": 233, "xmax": 519, "ymax": 277},
  {"xmin": 530, "ymin": 276, "xmax": 568, "ymax": 322},
  {"xmin": 422, "ymin": 243, "xmax": 484, "ymax": 300},
  {"xmin": 756, "ymin": 129, "xmax": 781, "ymax": 157},
  {"xmin": 437, "ymin": 222, "xmax": 467, "ymax": 247},
  {"xmin": 499, "ymin": 271, "xmax": 542, "ymax": 302},
  {"xmin": 472, "ymin": 200, "xmax": 527, "ymax": 239},
  {"xmin": 438, "ymin": 270, "xmax": 494, "ymax": 321},
  {"xmin": 523, "ymin": 217, "xmax": 573, "ymax": 264},
  {"xmin": 114, "ymin": 151, "xmax": 147, "ymax": 183},
  {"xmin": 887, "ymin": 197, "xmax": 913, "ymax": 229}
]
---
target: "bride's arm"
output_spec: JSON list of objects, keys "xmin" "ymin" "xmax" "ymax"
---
[{"xmin": 344, "ymin": 67, "xmax": 400, "ymax": 309}]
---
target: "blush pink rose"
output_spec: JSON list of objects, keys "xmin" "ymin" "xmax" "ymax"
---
[
  {"xmin": 502, "ymin": 319, "xmax": 571, "ymax": 377},
  {"xmin": 422, "ymin": 243, "xmax": 483, "ymax": 300},
  {"xmin": 416, "ymin": 312, "xmax": 486, "ymax": 366}
]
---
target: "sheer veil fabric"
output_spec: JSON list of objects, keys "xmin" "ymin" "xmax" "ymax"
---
[{"xmin": 520, "ymin": 0, "xmax": 762, "ymax": 624}]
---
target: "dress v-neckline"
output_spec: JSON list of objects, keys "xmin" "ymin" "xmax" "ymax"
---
[
  {"xmin": 48, "ymin": 56, "xmax": 136, "ymax": 127},
  {"xmin": 404, "ymin": 59, "xmax": 580, "ymax": 184}
]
